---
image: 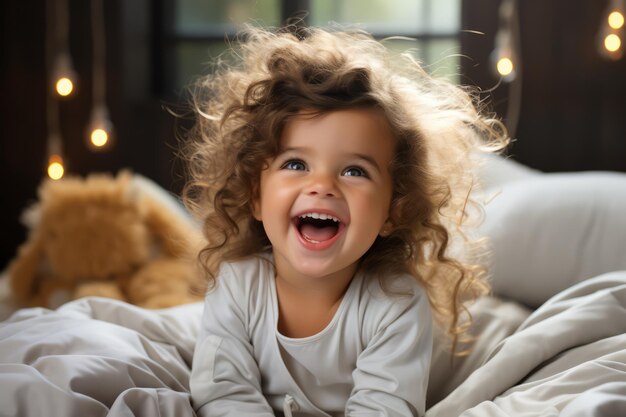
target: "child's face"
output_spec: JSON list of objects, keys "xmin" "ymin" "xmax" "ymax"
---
[{"xmin": 253, "ymin": 108, "xmax": 394, "ymax": 284}]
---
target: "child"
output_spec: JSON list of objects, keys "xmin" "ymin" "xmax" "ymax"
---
[{"xmin": 184, "ymin": 25, "xmax": 507, "ymax": 417}]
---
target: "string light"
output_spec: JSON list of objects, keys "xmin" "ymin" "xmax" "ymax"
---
[
  {"xmin": 52, "ymin": 0, "xmax": 77, "ymax": 97},
  {"xmin": 46, "ymin": 133, "xmax": 65, "ymax": 181},
  {"xmin": 609, "ymin": 11, "xmax": 625, "ymax": 29},
  {"xmin": 48, "ymin": 162, "xmax": 65, "ymax": 180},
  {"xmin": 91, "ymin": 129, "xmax": 108, "ymax": 147},
  {"xmin": 605, "ymin": 33, "xmax": 622, "ymax": 52},
  {"xmin": 87, "ymin": 0, "xmax": 114, "ymax": 150},
  {"xmin": 87, "ymin": 104, "xmax": 113, "ymax": 150},
  {"xmin": 599, "ymin": 0, "xmax": 625, "ymax": 60},
  {"xmin": 55, "ymin": 78, "xmax": 73, "ymax": 96},
  {"xmin": 44, "ymin": 0, "xmax": 116, "ymax": 179},
  {"xmin": 491, "ymin": 0, "xmax": 519, "ymax": 82},
  {"xmin": 496, "ymin": 56, "xmax": 514, "ymax": 77},
  {"xmin": 45, "ymin": 0, "xmax": 69, "ymax": 179},
  {"xmin": 47, "ymin": 154, "xmax": 65, "ymax": 180},
  {"xmin": 490, "ymin": 0, "xmax": 522, "ymax": 139},
  {"xmin": 52, "ymin": 52, "xmax": 77, "ymax": 97}
]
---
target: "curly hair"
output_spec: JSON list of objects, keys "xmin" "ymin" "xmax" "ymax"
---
[{"xmin": 182, "ymin": 25, "xmax": 508, "ymax": 351}]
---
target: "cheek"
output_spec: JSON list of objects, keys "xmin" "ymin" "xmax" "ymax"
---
[
  {"xmin": 255, "ymin": 170, "xmax": 275, "ymax": 218},
  {"xmin": 354, "ymin": 189, "xmax": 391, "ymax": 225},
  {"xmin": 257, "ymin": 175, "xmax": 295, "ymax": 217},
  {"xmin": 371, "ymin": 179, "xmax": 393, "ymax": 212}
]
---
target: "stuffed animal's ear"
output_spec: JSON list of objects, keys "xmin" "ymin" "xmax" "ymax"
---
[
  {"xmin": 8, "ymin": 231, "xmax": 46, "ymax": 305},
  {"xmin": 143, "ymin": 197, "xmax": 203, "ymax": 257},
  {"xmin": 125, "ymin": 172, "xmax": 203, "ymax": 257}
]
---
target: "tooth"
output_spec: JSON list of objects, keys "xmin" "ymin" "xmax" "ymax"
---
[{"xmin": 297, "ymin": 212, "xmax": 341, "ymax": 222}]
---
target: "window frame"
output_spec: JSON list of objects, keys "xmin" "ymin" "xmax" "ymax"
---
[{"xmin": 155, "ymin": 0, "xmax": 460, "ymax": 95}]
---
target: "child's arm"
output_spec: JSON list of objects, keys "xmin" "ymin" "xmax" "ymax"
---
[
  {"xmin": 347, "ymin": 287, "xmax": 433, "ymax": 416},
  {"xmin": 190, "ymin": 265, "xmax": 274, "ymax": 417}
]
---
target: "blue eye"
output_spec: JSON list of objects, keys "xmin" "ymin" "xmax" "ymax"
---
[
  {"xmin": 343, "ymin": 166, "xmax": 368, "ymax": 177},
  {"xmin": 282, "ymin": 159, "xmax": 307, "ymax": 171}
]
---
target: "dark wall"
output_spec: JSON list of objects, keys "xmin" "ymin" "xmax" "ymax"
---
[
  {"xmin": 0, "ymin": 0, "xmax": 184, "ymax": 269},
  {"xmin": 2, "ymin": 0, "xmax": 626, "ymax": 268},
  {"xmin": 462, "ymin": 0, "xmax": 626, "ymax": 172}
]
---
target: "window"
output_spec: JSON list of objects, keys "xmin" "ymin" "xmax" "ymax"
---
[{"xmin": 159, "ymin": 0, "xmax": 461, "ymax": 95}]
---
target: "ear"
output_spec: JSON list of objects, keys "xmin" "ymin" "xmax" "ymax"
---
[
  {"xmin": 8, "ymin": 231, "xmax": 46, "ymax": 305},
  {"xmin": 143, "ymin": 197, "xmax": 203, "ymax": 257},
  {"xmin": 251, "ymin": 198, "xmax": 262, "ymax": 221},
  {"xmin": 379, "ymin": 219, "xmax": 394, "ymax": 237},
  {"xmin": 379, "ymin": 198, "xmax": 400, "ymax": 237},
  {"xmin": 250, "ymin": 180, "xmax": 263, "ymax": 222}
]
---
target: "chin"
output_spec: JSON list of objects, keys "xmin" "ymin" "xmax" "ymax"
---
[{"xmin": 291, "ymin": 256, "xmax": 357, "ymax": 280}]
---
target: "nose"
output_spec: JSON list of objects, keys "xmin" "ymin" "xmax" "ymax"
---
[{"xmin": 305, "ymin": 172, "xmax": 338, "ymax": 198}]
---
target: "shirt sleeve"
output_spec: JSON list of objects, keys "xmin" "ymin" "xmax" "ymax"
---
[
  {"xmin": 190, "ymin": 263, "xmax": 275, "ymax": 417},
  {"xmin": 346, "ymin": 286, "xmax": 433, "ymax": 417}
]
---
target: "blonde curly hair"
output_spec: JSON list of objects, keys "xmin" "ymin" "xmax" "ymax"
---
[{"xmin": 182, "ymin": 25, "xmax": 508, "ymax": 350}]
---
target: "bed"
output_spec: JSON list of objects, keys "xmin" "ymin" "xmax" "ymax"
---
[{"xmin": 1, "ymin": 155, "xmax": 625, "ymax": 416}]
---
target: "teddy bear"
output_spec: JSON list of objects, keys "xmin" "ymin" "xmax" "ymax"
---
[{"xmin": 7, "ymin": 170, "xmax": 206, "ymax": 309}]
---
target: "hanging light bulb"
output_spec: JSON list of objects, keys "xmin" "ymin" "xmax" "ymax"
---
[
  {"xmin": 50, "ymin": 0, "xmax": 77, "ymax": 97},
  {"xmin": 52, "ymin": 51, "xmax": 77, "ymax": 97},
  {"xmin": 605, "ymin": 33, "xmax": 622, "ymax": 52},
  {"xmin": 608, "ymin": 11, "xmax": 625, "ymax": 29},
  {"xmin": 87, "ymin": 0, "xmax": 114, "ymax": 151},
  {"xmin": 495, "ymin": 50, "xmax": 515, "ymax": 78},
  {"xmin": 44, "ymin": 0, "xmax": 71, "ymax": 180},
  {"xmin": 491, "ymin": 42, "xmax": 517, "ymax": 82},
  {"xmin": 87, "ymin": 104, "xmax": 114, "ymax": 150},
  {"xmin": 46, "ymin": 132, "xmax": 65, "ymax": 180},
  {"xmin": 47, "ymin": 154, "xmax": 65, "ymax": 180},
  {"xmin": 488, "ymin": 0, "xmax": 522, "ymax": 139},
  {"xmin": 491, "ymin": 0, "xmax": 518, "ymax": 82}
]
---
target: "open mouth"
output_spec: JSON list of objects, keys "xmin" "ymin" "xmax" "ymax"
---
[{"xmin": 294, "ymin": 212, "xmax": 342, "ymax": 244}]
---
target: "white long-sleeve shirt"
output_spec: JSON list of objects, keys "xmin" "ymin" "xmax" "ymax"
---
[{"xmin": 190, "ymin": 254, "xmax": 432, "ymax": 417}]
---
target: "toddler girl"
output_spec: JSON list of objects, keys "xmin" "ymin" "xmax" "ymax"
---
[{"xmin": 184, "ymin": 25, "xmax": 507, "ymax": 417}]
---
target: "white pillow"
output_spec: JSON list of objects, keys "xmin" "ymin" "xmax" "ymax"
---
[
  {"xmin": 477, "ymin": 153, "xmax": 541, "ymax": 188},
  {"xmin": 480, "ymin": 172, "xmax": 626, "ymax": 307}
]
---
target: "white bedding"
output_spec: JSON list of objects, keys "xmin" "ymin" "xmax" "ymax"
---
[
  {"xmin": 427, "ymin": 272, "xmax": 626, "ymax": 417},
  {"xmin": 1, "ymin": 271, "xmax": 625, "ymax": 416},
  {"xmin": 0, "ymin": 298, "xmax": 201, "ymax": 416}
]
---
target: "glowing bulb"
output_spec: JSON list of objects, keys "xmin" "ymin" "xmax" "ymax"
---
[
  {"xmin": 55, "ymin": 77, "xmax": 74, "ymax": 96},
  {"xmin": 52, "ymin": 53, "xmax": 77, "ymax": 97},
  {"xmin": 497, "ymin": 57, "xmax": 514, "ymax": 76},
  {"xmin": 87, "ymin": 105, "xmax": 114, "ymax": 150},
  {"xmin": 604, "ymin": 33, "xmax": 622, "ymax": 52},
  {"xmin": 47, "ymin": 155, "xmax": 65, "ymax": 180},
  {"xmin": 608, "ymin": 11, "xmax": 625, "ymax": 29},
  {"xmin": 48, "ymin": 162, "xmax": 64, "ymax": 180},
  {"xmin": 90, "ymin": 128, "xmax": 109, "ymax": 147}
]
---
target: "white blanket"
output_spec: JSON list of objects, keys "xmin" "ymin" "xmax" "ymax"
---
[
  {"xmin": 0, "ymin": 298, "xmax": 201, "ymax": 416},
  {"xmin": 1, "ymin": 272, "xmax": 625, "ymax": 416},
  {"xmin": 427, "ymin": 271, "xmax": 626, "ymax": 417}
]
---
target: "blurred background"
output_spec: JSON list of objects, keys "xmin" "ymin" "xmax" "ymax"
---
[{"xmin": 1, "ymin": 0, "xmax": 625, "ymax": 268}]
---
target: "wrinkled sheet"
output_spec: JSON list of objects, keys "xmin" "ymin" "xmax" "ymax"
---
[
  {"xmin": 0, "ymin": 272, "xmax": 625, "ymax": 417},
  {"xmin": 0, "ymin": 298, "xmax": 201, "ymax": 416},
  {"xmin": 426, "ymin": 271, "xmax": 626, "ymax": 417}
]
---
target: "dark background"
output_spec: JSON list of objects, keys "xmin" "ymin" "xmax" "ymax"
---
[{"xmin": 1, "ymin": 0, "xmax": 625, "ymax": 269}]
